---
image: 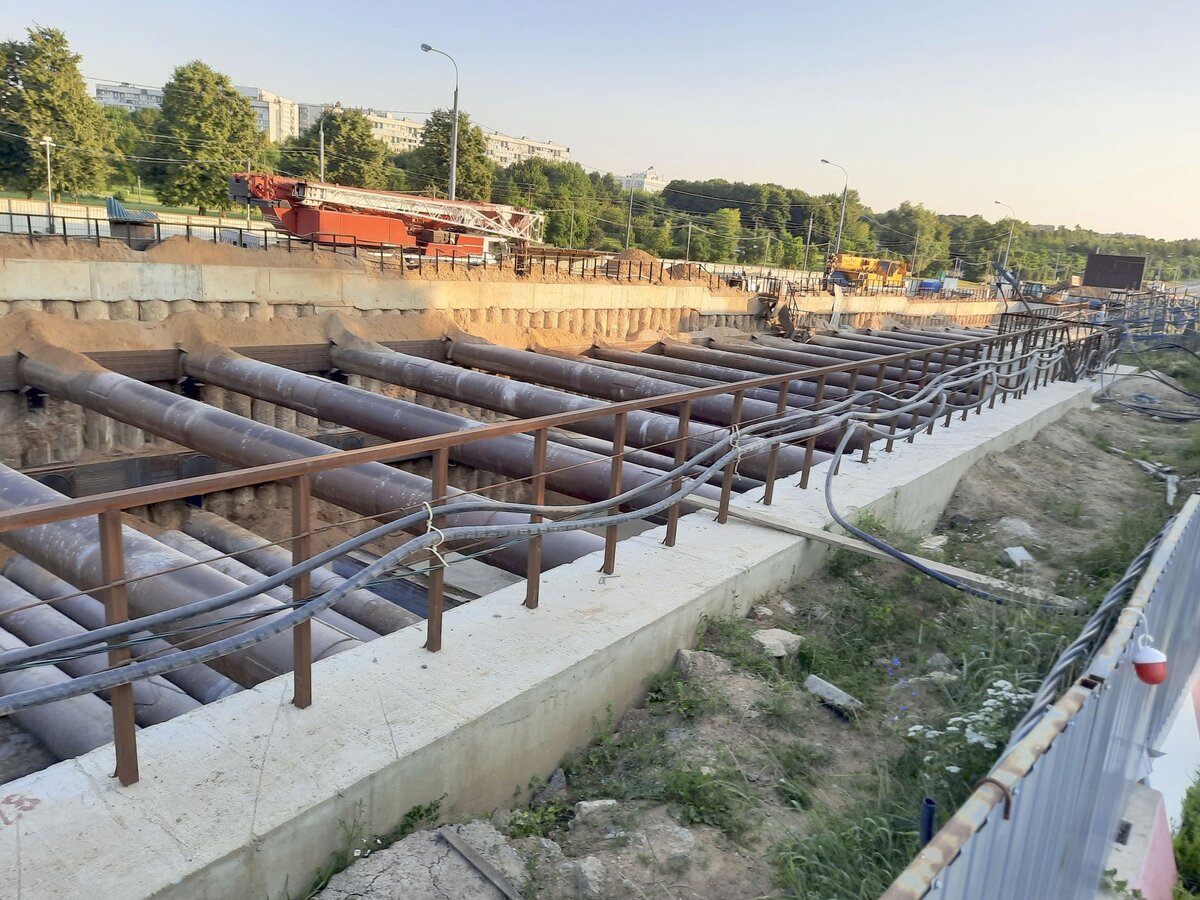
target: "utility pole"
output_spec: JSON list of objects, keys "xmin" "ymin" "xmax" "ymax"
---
[
  {"xmin": 803, "ymin": 216, "xmax": 813, "ymax": 272},
  {"xmin": 318, "ymin": 113, "xmax": 325, "ymax": 181},
  {"xmin": 685, "ymin": 222, "xmax": 693, "ymax": 262},
  {"xmin": 625, "ymin": 187, "xmax": 634, "ymax": 249},
  {"xmin": 39, "ymin": 135, "xmax": 54, "ymax": 234},
  {"xmin": 246, "ymin": 157, "xmax": 252, "ymax": 226},
  {"xmin": 568, "ymin": 200, "xmax": 575, "ymax": 250},
  {"xmin": 911, "ymin": 227, "xmax": 920, "ymax": 275},
  {"xmin": 136, "ymin": 175, "xmax": 142, "ymax": 204}
]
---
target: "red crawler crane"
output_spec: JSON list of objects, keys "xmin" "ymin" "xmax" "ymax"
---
[{"xmin": 230, "ymin": 173, "xmax": 544, "ymax": 258}]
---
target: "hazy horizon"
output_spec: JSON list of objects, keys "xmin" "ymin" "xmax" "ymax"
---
[{"xmin": 6, "ymin": 0, "xmax": 1197, "ymax": 240}]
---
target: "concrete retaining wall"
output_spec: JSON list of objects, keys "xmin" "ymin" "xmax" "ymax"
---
[{"xmin": 0, "ymin": 374, "xmax": 1101, "ymax": 900}]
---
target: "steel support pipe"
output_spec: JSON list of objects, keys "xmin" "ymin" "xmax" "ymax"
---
[
  {"xmin": 182, "ymin": 511, "xmax": 417, "ymax": 635},
  {"xmin": 447, "ymin": 339, "xmax": 823, "ymax": 442},
  {"xmin": 545, "ymin": 428, "xmax": 762, "ymax": 493},
  {"xmin": 0, "ymin": 463, "xmax": 358, "ymax": 687},
  {"xmin": 2, "ymin": 557, "xmax": 241, "ymax": 704},
  {"xmin": 574, "ymin": 352, "xmax": 910, "ymax": 446},
  {"xmin": 155, "ymin": 530, "xmax": 379, "ymax": 643},
  {"xmin": 180, "ymin": 346, "xmax": 720, "ymax": 511},
  {"xmin": 18, "ymin": 351, "xmax": 600, "ymax": 575},
  {"xmin": 0, "ymin": 575, "xmax": 200, "ymax": 725},
  {"xmin": 669, "ymin": 342, "xmax": 975, "ymax": 409},
  {"xmin": 0, "ymin": 624, "xmax": 120, "ymax": 760},
  {"xmin": 714, "ymin": 338, "xmax": 961, "ymax": 383},
  {"xmin": 330, "ymin": 344, "xmax": 816, "ymax": 479},
  {"xmin": 585, "ymin": 348, "xmax": 826, "ymax": 408}
]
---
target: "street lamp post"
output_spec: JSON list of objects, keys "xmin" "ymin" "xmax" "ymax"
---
[
  {"xmin": 821, "ymin": 159, "xmax": 848, "ymax": 257},
  {"xmin": 421, "ymin": 44, "xmax": 460, "ymax": 201},
  {"xmin": 317, "ymin": 101, "xmax": 342, "ymax": 183},
  {"xmin": 993, "ymin": 200, "xmax": 1015, "ymax": 271},
  {"xmin": 38, "ymin": 135, "xmax": 54, "ymax": 234}
]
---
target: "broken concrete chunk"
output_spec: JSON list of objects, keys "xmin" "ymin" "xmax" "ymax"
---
[
  {"xmin": 574, "ymin": 799, "xmax": 617, "ymax": 820},
  {"xmin": 996, "ymin": 517, "xmax": 1041, "ymax": 543},
  {"xmin": 532, "ymin": 767, "xmax": 568, "ymax": 806},
  {"xmin": 675, "ymin": 648, "xmax": 730, "ymax": 681},
  {"xmin": 572, "ymin": 856, "xmax": 606, "ymax": 898},
  {"xmin": 998, "ymin": 546, "xmax": 1034, "ymax": 568},
  {"xmin": 752, "ymin": 628, "xmax": 803, "ymax": 658},
  {"xmin": 780, "ymin": 599, "xmax": 799, "ymax": 616},
  {"xmin": 750, "ymin": 605, "xmax": 774, "ymax": 620},
  {"xmin": 925, "ymin": 652, "xmax": 951, "ymax": 672},
  {"xmin": 919, "ymin": 534, "xmax": 948, "ymax": 552},
  {"xmin": 805, "ymin": 674, "xmax": 863, "ymax": 713}
]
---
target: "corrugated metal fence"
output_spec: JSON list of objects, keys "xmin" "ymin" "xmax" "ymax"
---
[{"xmin": 885, "ymin": 493, "xmax": 1200, "ymax": 900}]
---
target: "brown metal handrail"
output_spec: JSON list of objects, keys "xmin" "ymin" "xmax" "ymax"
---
[{"xmin": 0, "ymin": 322, "xmax": 1102, "ymax": 784}]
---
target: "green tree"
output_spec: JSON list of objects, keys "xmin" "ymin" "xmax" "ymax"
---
[
  {"xmin": 410, "ymin": 108, "xmax": 493, "ymax": 202},
  {"xmin": 874, "ymin": 201, "xmax": 950, "ymax": 275},
  {"xmin": 154, "ymin": 61, "xmax": 264, "ymax": 214},
  {"xmin": 0, "ymin": 27, "xmax": 112, "ymax": 197},
  {"xmin": 710, "ymin": 208, "xmax": 741, "ymax": 262},
  {"xmin": 279, "ymin": 108, "xmax": 389, "ymax": 187}
]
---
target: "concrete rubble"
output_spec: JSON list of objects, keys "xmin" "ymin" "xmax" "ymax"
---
[
  {"xmin": 753, "ymin": 628, "xmax": 804, "ymax": 657},
  {"xmin": 998, "ymin": 546, "xmax": 1034, "ymax": 568},
  {"xmin": 805, "ymin": 674, "xmax": 864, "ymax": 714},
  {"xmin": 318, "ymin": 822, "xmax": 526, "ymax": 900}
]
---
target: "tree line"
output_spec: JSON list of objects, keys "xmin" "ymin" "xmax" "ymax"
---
[{"xmin": 1, "ymin": 26, "xmax": 1196, "ymax": 283}]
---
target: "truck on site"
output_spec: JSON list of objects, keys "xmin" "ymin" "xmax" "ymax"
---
[
  {"xmin": 228, "ymin": 172, "xmax": 544, "ymax": 263},
  {"xmin": 824, "ymin": 253, "xmax": 909, "ymax": 291}
]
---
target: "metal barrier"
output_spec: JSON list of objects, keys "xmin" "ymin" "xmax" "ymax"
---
[
  {"xmin": 1, "ymin": 210, "xmax": 995, "ymax": 298},
  {"xmin": 884, "ymin": 493, "xmax": 1200, "ymax": 900}
]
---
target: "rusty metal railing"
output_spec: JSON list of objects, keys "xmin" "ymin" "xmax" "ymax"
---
[{"xmin": 0, "ymin": 322, "xmax": 1112, "ymax": 784}]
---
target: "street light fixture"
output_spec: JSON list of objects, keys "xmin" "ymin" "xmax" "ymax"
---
[
  {"xmin": 421, "ymin": 43, "xmax": 460, "ymax": 201},
  {"xmin": 38, "ymin": 135, "xmax": 54, "ymax": 234},
  {"xmin": 993, "ymin": 200, "xmax": 1015, "ymax": 270},
  {"xmin": 821, "ymin": 158, "xmax": 848, "ymax": 257}
]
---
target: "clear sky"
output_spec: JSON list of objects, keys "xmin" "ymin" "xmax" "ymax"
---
[{"xmin": 7, "ymin": 1, "xmax": 1198, "ymax": 239}]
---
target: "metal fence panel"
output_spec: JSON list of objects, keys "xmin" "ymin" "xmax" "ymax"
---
[{"xmin": 886, "ymin": 496, "xmax": 1200, "ymax": 899}]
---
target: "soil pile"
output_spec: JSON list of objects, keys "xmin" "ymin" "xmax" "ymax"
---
[
  {"xmin": 143, "ymin": 237, "xmax": 368, "ymax": 271},
  {"xmin": 0, "ymin": 234, "xmax": 138, "ymax": 262}
]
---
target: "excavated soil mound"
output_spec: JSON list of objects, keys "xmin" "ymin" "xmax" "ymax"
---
[
  {"xmin": 143, "ymin": 236, "xmax": 369, "ymax": 271},
  {"xmin": 612, "ymin": 248, "xmax": 656, "ymax": 263},
  {"xmin": 668, "ymin": 262, "xmax": 706, "ymax": 280},
  {"xmin": 0, "ymin": 234, "xmax": 139, "ymax": 262}
]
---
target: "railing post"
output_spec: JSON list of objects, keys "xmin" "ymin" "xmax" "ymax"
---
[
  {"xmin": 602, "ymin": 413, "xmax": 627, "ymax": 574},
  {"xmin": 887, "ymin": 356, "xmax": 911, "ymax": 452},
  {"xmin": 861, "ymin": 367, "xmax": 887, "ymax": 462},
  {"xmin": 525, "ymin": 429, "xmax": 548, "ymax": 609},
  {"xmin": 763, "ymin": 380, "xmax": 790, "ymax": 505},
  {"xmin": 290, "ymin": 475, "xmax": 313, "ymax": 708},
  {"xmin": 718, "ymin": 391, "xmax": 744, "ymax": 523},
  {"xmin": 424, "ymin": 448, "xmax": 449, "ymax": 651},
  {"xmin": 664, "ymin": 400, "xmax": 692, "ymax": 548},
  {"xmin": 98, "ymin": 510, "xmax": 139, "ymax": 785},
  {"xmin": 800, "ymin": 374, "xmax": 826, "ymax": 489}
]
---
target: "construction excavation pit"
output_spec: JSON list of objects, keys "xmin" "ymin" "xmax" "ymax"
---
[{"xmin": 0, "ymin": 283, "xmax": 1117, "ymax": 898}]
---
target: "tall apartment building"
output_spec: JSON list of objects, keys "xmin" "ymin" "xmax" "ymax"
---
[
  {"xmin": 483, "ymin": 132, "xmax": 570, "ymax": 167},
  {"xmin": 236, "ymin": 87, "xmax": 299, "ymax": 143},
  {"xmin": 94, "ymin": 81, "xmax": 571, "ymax": 169},
  {"xmin": 94, "ymin": 82, "xmax": 164, "ymax": 113},
  {"xmin": 363, "ymin": 110, "xmax": 425, "ymax": 153},
  {"xmin": 618, "ymin": 169, "xmax": 669, "ymax": 193},
  {"xmin": 94, "ymin": 82, "xmax": 299, "ymax": 142}
]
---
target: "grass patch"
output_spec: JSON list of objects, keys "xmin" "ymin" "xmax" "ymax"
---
[
  {"xmin": 772, "ymin": 741, "xmax": 831, "ymax": 810},
  {"xmin": 645, "ymin": 669, "xmax": 725, "ymax": 719}
]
